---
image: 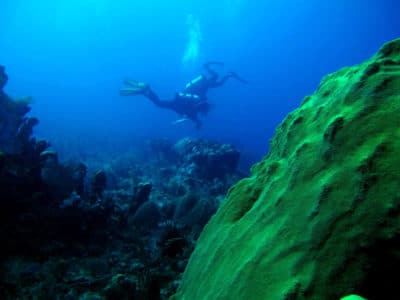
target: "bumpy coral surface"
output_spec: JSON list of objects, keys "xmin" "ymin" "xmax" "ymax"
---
[{"xmin": 172, "ymin": 39, "xmax": 400, "ymax": 300}]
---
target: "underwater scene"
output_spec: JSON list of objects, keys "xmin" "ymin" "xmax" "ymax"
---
[{"xmin": 1, "ymin": 0, "xmax": 400, "ymax": 299}]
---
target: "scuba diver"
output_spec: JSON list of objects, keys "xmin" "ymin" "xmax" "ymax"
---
[{"xmin": 120, "ymin": 62, "xmax": 247, "ymax": 129}]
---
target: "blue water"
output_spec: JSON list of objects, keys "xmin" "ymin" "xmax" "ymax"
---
[{"xmin": 1, "ymin": 0, "xmax": 399, "ymax": 164}]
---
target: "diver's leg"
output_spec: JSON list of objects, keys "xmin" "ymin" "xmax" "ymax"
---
[
  {"xmin": 186, "ymin": 111, "xmax": 202, "ymax": 129},
  {"xmin": 193, "ymin": 117, "xmax": 202, "ymax": 129},
  {"xmin": 143, "ymin": 88, "xmax": 160, "ymax": 103},
  {"xmin": 143, "ymin": 88, "xmax": 177, "ymax": 111}
]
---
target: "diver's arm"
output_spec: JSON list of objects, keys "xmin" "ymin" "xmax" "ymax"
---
[
  {"xmin": 212, "ymin": 74, "xmax": 231, "ymax": 88},
  {"xmin": 203, "ymin": 62, "xmax": 223, "ymax": 80},
  {"xmin": 212, "ymin": 71, "xmax": 248, "ymax": 87},
  {"xmin": 229, "ymin": 71, "xmax": 248, "ymax": 84}
]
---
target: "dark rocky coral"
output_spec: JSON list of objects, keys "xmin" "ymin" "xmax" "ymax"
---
[
  {"xmin": 0, "ymin": 66, "xmax": 246, "ymax": 299},
  {"xmin": 173, "ymin": 137, "xmax": 240, "ymax": 180},
  {"xmin": 130, "ymin": 182, "xmax": 152, "ymax": 213},
  {"xmin": 0, "ymin": 65, "xmax": 8, "ymax": 90},
  {"xmin": 91, "ymin": 170, "xmax": 107, "ymax": 199},
  {"xmin": 0, "ymin": 68, "xmax": 117, "ymax": 259}
]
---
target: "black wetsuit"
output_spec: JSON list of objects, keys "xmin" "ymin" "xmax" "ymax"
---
[
  {"xmin": 137, "ymin": 63, "xmax": 239, "ymax": 129},
  {"xmin": 143, "ymin": 88, "xmax": 206, "ymax": 129}
]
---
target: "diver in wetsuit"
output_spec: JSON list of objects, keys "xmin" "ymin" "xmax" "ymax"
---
[
  {"xmin": 121, "ymin": 81, "xmax": 209, "ymax": 129},
  {"xmin": 120, "ymin": 62, "xmax": 246, "ymax": 129}
]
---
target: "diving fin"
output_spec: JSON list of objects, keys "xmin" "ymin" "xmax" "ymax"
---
[
  {"xmin": 120, "ymin": 87, "xmax": 145, "ymax": 96},
  {"xmin": 120, "ymin": 80, "xmax": 149, "ymax": 96},
  {"xmin": 124, "ymin": 80, "xmax": 148, "ymax": 89}
]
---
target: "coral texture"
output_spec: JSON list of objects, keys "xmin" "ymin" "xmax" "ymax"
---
[{"xmin": 172, "ymin": 38, "xmax": 400, "ymax": 300}]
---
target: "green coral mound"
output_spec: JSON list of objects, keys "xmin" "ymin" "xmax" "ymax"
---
[{"xmin": 172, "ymin": 38, "xmax": 400, "ymax": 300}]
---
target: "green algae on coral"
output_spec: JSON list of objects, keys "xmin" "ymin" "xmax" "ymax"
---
[
  {"xmin": 172, "ymin": 38, "xmax": 400, "ymax": 300},
  {"xmin": 340, "ymin": 295, "xmax": 367, "ymax": 300}
]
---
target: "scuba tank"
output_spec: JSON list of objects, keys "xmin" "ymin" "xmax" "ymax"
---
[{"xmin": 185, "ymin": 75, "xmax": 205, "ymax": 93}]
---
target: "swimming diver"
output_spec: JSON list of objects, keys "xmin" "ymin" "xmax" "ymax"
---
[{"xmin": 120, "ymin": 62, "xmax": 247, "ymax": 129}]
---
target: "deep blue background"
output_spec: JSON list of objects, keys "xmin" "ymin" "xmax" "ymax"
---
[{"xmin": 1, "ymin": 0, "xmax": 399, "ymax": 166}]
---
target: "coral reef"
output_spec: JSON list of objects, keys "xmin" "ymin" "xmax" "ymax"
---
[
  {"xmin": 0, "ymin": 68, "xmax": 244, "ymax": 299},
  {"xmin": 173, "ymin": 137, "xmax": 240, "ymax": 181},
  {"xmin": 172, "ymin": 38, "xmax": 400, "ymax": 300}
]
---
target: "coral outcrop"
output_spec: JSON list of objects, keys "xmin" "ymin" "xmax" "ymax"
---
[
  {"xmin": 173, "ymin": 137, "xmax": 240, "ymax": 181},
  {"xmin": 0, "ymin": 66, "xmax": 38, "ymax": 154},
  {"xmin": 0, "ymin": 68, "xmax": 244, "ymax": 299},
  {"xmin": 0, "ymin": 65, "xmax": 8, "ymax": 90},
  {"xmin": 172, "ymin": 39, "xmax": 400, "ymax": 300}
]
